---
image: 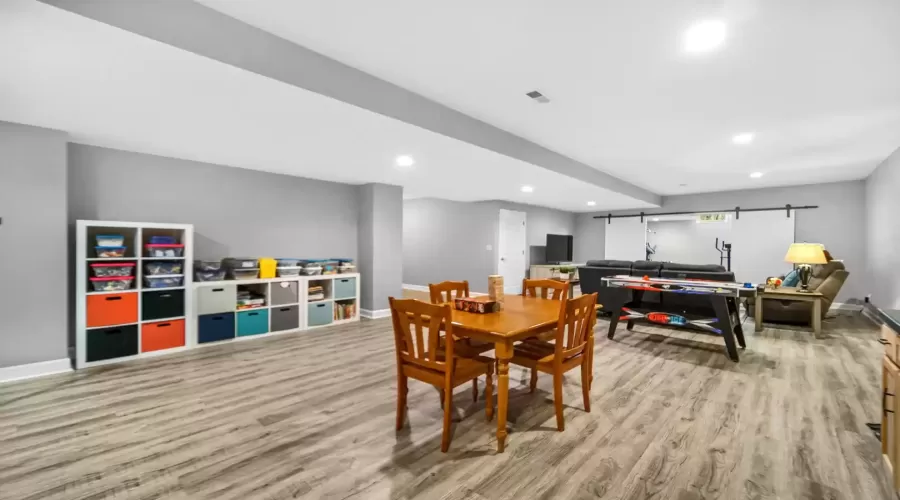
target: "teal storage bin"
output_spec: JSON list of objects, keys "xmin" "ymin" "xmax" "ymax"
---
[
  {"xmin": 333, "ymin": 277, "xmax": 356, "ymax": 300},
  {"xmin": 237, "ymin": 309, "xmax": 268, "ymax": 337},
  {"xmin": 308, "ymin": 302, "xmax": 333, "ymax": 327}
]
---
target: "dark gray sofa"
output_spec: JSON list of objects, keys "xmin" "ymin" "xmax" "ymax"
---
[{"xmin": 580, "ymin": 260, "xmax": 735, "ymax": 316}]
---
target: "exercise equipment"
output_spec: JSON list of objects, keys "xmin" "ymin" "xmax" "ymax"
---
[{"xmin": 715, "ymin": 238, "xmax": 732, "ymax": 271}]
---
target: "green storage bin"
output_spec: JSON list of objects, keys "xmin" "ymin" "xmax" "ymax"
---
[
  {"xmin": 308, "ymin": 302, "xmax": 333, "ymax": 327},
  {"xmin": 333, "ymin": 277, "xmax": 356, "ymax": 300},
  {"xmin": 87, "ymin": 325, "xmax": 138, "ymax": 362},
  {"xmin": 236, "ymin": 309, "xmax": 268, "ymax": 337}
]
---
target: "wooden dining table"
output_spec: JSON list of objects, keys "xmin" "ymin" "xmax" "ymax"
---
[{"xmin": 449, "ymin": 294, "xmax": 563, "ymax": 452}]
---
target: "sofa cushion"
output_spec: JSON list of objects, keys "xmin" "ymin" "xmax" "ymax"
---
[
  {"xmin": 661, "ymin": 263, "xmax": 727, "ymax": 273},
  {"xmin": 631, "ymin": 260, "xmax": 662, "ymax": 277},
  {"xmin": 585, "ymin": 260, "xmax": 633, "ymax": 268}
]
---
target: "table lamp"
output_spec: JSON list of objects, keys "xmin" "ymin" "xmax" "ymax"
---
[{"xmin": 784, "ymin": 243, "xmax": 827, "ymax": 293}]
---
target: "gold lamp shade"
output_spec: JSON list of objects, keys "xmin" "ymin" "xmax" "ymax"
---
[{"xmin": 784, "ymin": 243, "xmax": 827, "ymax": 265}]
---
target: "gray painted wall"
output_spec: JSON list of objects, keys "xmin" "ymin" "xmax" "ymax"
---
[
  {"xmin": 866, "ymin": 147, "xmax": 900, "ymax": 309},
  {"xmin": 574, "ymin": 181, "xmax": 868, "ymax": 303},
  {"xmin": 358, "ymin": 183, "xmax": 403, "ymax": 311},
  {"xmin": 403, "ymin": 199, "xmax": 575, "ymax": 293},
  {"xmin": 0, "ymin": 121, "xmax": 69, "ymax": 368},
  {"xmin": 68, "ymin": 144, "xmax": 359, "ymax": 260},
  {"xmin": 403, "ymin": 199, "xmax": 497, "ymax": 293}
]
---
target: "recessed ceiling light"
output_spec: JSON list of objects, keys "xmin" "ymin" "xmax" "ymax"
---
[
  {"xmin": 652, "ymin": 218, "xmax": 660, "ymax": 222},
  {"xmin": 587, "ymin": 201, "xmax": 596, "ymax": 206},
  {"xmin": 520, "ymin": 185, "xmax": 534, "ymax": 193},
  {"xmin": 732, "ymin": 133, "xmax": 754, "ymax": 145},
  {"xmin": 750, "ymin": 172, "xmax": 764, "ymax": 178},
  {"xmin": 395, "ymin": 155, "xmax": 415, "ymax": 167},
  {"xmin": 684, "ymin": 20, "xmax": 727, "ymax": 53}
]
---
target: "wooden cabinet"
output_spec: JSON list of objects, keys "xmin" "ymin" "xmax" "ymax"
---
[{"xmin": 883, "ymin": 352, "xmax": 900, "ymax": 492}]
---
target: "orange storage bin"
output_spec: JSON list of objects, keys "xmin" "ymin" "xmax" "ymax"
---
[
  {"xmin": 141, "ymin": 319, "xmax": 185, "ymax": 352},
  {"xmin": 87, "ymin": 292, "xmax": 138, "ymax": 328}
]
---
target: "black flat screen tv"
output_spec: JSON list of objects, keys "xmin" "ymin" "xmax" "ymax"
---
[{"xmin": 546, "ymin": 234, "xmax": 573, "ymax": 263}]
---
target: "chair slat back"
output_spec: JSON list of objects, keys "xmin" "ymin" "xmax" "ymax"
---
[
  {"xmin": 429, "ymin": 281, "xmax": 470, "ymax": 304},
  {"xmin": 389, "ymin": 297, "xmax": 454, "ymax": 373},
  {"xmin": 522, "ymin": 279, "xmax": 568, "ymax": 300},
  {"xmin": 554, "ymin": 293, "xmax": 598, "ymax": 360}
]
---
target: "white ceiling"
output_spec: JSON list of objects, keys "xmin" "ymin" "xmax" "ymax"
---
[
  {"xmin": 200, "ymin": 0, "xmax": 900, "ymax": 195},
  {"xmin": 0, "ymin": 0, "xmax": 653, "ymax": 213}
]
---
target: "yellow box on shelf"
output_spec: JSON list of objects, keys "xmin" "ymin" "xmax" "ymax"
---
[{"xmin": 258, "ymin": 257, "xmax": 277, "ymax": 279}]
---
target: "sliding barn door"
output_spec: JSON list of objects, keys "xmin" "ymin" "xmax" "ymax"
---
[
  {"xmin": 730, "ymin": 211, "xmax": 795, "ymax": 284},
  {"xmin": 604, "ymin": 218, "xmax": 647, "ymax": 261}
]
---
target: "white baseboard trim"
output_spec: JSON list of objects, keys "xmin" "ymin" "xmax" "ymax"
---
[
  {"xmin": 361, "ymin": 308, "xmax": 391, "ymax": 319},
  {"xmin": 830, "ymin": 302, "xmax": 864, "ymax": 312},
  {"xmin": 0, "ymin": 358, "xmax": 72, "ymax": 384},
  {"xmin": 402, "ymin": 284, "xmax": 487, "ymax": 297}
]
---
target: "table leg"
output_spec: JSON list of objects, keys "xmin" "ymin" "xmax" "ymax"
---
[
  {"xmin": 495, "ymin": 340, "xmax": 513, "ymax": 453},
  {"xmin": 812, "ymin": 298, "xmax": 822, "ymax": 336},
  {"xmin": 754, "ymin": 296, "xmax": 763, "ymax": 332},
  {"xmin": 711, "ymin": 296, "xmax": 739, "ymax": 362},
  {"xmin": 728, "ymin": 297, "xmax": 746, "ymax": 348},
  {"xmin": 606, "ymin": 288, "xmax": 629, "ymax": 339}
]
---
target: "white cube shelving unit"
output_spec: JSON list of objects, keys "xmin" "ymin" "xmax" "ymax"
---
[
  {"xmin": 75, "ymin": 220, "xmax": 361, "ymax": 369},
  {"xmin": 192, "ymin": 273, "xmax": 360, "ymax": 345},
  {"xmin": 75, "ymin": 220, "xmax": 194, "ymax": 369}
]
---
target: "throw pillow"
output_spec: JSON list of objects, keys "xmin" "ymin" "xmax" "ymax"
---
[{"xmin": 783, "ymin": 269, "xmax": 800, "ymax": 287}]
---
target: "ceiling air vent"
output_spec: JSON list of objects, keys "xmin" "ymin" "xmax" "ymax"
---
[{"xmin": 526, "ymin": 90, "xmax": 550, "ymax": 104}]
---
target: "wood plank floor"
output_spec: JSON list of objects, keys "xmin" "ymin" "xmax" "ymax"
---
[{"xmin": 0, "ymin": 309, "xmax": 891, "ymax": 500}]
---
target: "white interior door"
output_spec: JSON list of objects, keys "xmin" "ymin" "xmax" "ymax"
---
[
  {"xmin": 498, "ymin": 209, "xmax": 527, "ymax": 294},
  {"xmin": 604, "ymin": 218, "xmax": 647, "ymax": 261},
  {"xmin": 730, "ymin": 211, "xmax": 795, "ymax": 284}
]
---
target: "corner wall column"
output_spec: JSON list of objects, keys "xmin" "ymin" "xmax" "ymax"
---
[{"xmin": 358, "ymin": 183, "xmax": 403, "ymax": 313}]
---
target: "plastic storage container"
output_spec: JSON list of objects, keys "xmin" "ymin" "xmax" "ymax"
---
[
  {"xmin": 149, "ymin": 236, "xmax": 177, "ymax": 245},
  {"xmin": 96, "ymin": 234, "xmax": 125, "ymax": 247},
  {"xmin": 230, "ymin": 268, "xmax": 259, "ymax": 280},
  {"xmin": 90, "ymin": 262, "xmax": 136, "ymax": 277},
  {"xmin": 90, "ymin": 276, "xmax": 134, "ymax": 292},
  {"xmin": 144, "ymin": 261, "xmax": 183, "ymax": 276},
  {"xmin": 95, "ymin": 246, "xmax": 127, "ymax": 258},
  {"xmin": 195, "ymin": 260, "xmax": 223, "ymax": 271},
  {"xmin": 144, "ymin": 275, "xmax": 184, "ymax": 289},
  {"xmin": 277, "ymin": 267, "xmax": 303, "ymax": 277},
  {"xmin": 302, "ymin": 266, "xmax": 323, "ymax": 276},
  {"xmin": 145, "ymin": 244, "xmax": 184, "ymax": 258},
  {"xmin": 259, "ymin": 258, "xmax": 277, "ymax": 279},
  {"xmin": 195, "ymin": 270, "xmax": 226, "ymax": 282},
  {"xmin": 321, "ymin": 260, "xmax": 339, "ymax": 275},
  {"xmin": 224, "ymin": 258, "xmax": 258, "ymax": 269},
  {"xmin": 276, "ymin": 259, "xmax": 303, "ymax": 267},
  {"xmin": 338, "ymin": 264, "xmax": 356, "ymax": 274}
]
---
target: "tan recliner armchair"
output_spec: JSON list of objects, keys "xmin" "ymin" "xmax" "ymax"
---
[{"xmin": 748, "ymin": 261, "xmax": 849, "ymax": 324}]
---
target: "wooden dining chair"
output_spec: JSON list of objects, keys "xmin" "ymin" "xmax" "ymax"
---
[
  {"xmin": 389, "ymin": 297, "xmax": 494, "ymax": 453},
  {"xmin": 428, "ymin": 280, "xmax": 470, "ymax": 304},
  {"xmin": 521, "ymin": 279, "xmax": 569, "ymax": 340},
  {"xmin": 521, "ymin": 279, "xmax": 569, "ymax": 301},
  {"xmin": 510, "ymin": 292, "xmax": 597, "ymax": 432},
  {"xmin": 428, "ymin": 281, "xmax": 495, "ymax": 401}
]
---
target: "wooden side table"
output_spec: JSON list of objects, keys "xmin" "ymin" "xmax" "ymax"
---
[
  {"xmin": 754, "ymin": 287, "xmax": 826, "ymax": 335},
  {"xmin": 550, "ymin": 277, "xmax": 580, "ymax": 299}
]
